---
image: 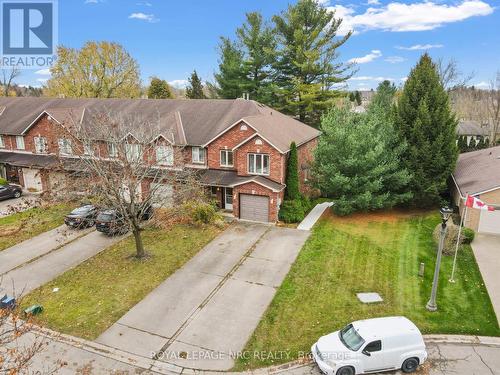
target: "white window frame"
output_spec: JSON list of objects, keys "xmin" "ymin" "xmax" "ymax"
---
[
  {"xmin": 192, "ymin": 147, "xmax": 206, "ymax": 164},
  {"xmin": 220, "ymin": 149, "xmax": 234, "ymax": 167},
  {"xmin": 34, "ymin": 136, "xmax": 48, "ymax": 154},
  {"xmin": 156, "ymin": 145, "xmax": 174, "ymax": 166},
  {"xmin": 58, "ymin": 138, "xmax": 73, "ymax": 156},
  {"xmin": 108, "ymin": 142, "xmax": 118, "ymax": 158},
  {"xmin": 83, "ymin": 140, "xmax": 94, "ymax": 156},
  {"xmin": 248, "ymin": 153, "xmax": 270, "ymax": 176},
  {"xmin": 0, "ymin": 135, "xmax": 4, "ymax": 148},
  {"xmin": 15, "ymin": 136, "xmax": 25, "ymax": 150},
  {"xmin": 125, "ymin": 143, "xmax": 142, "ymax": 162}
]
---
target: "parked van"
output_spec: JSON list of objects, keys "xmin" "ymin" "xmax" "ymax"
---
[{"xmin": 311, "ymin": 316, "xmax": 427, "ymax": 375}]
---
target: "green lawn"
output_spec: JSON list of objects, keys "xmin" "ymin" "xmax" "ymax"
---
[
  {"xmin": 0, "ymin": 203, "xmax": 73, "ymax": 251},
  {"xmin": 22, "ymin": 224, "xmax": 223, "ymax": 340},
  {"xmin": 235, "ymin": 210, "xmax": 499, "ymax": 370}
]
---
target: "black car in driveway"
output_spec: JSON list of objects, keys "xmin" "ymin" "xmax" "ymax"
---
[
  {"xmin": 96, "ymin": 206, "xmax": 153, "ymax": 236},
  {"xmin": 64, "ymin": 205, "xmax": 99, "ymax": 228},
  {"xmin": 0, "ymin": 183, "xmax": 22, "ymax": 201}
]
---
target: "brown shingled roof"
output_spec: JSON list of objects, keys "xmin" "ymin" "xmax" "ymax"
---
[
  {"xmin": 0, "ymin": 98, "xmax": 320, "ymax": 151},
  {"xmin": 453, "ymin": 145, "xmax": 500, "ymax": 196}
]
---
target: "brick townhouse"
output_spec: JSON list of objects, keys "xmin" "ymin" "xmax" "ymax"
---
[{"xmin": 0, "ymin": 97, "xmax": 320, "ymax": 222}]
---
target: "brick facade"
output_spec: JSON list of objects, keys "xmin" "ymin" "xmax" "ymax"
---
[
  {"xmin": 233, "ymin": 182, "xmax": 284, "ymax": 222},
  {"xmin": 297, "ymin": 138, "xmax": 318, "ymax": 196}
]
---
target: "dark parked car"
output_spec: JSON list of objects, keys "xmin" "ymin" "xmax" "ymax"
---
[
  {"xmin": 64, "ymin": 204, "xmax": 99, "ymax": 228},
  {"xmin": 0, "ymin": 183, "xmax": 22, "ymax": 201},
  {"xmin": 96, "ymin": 206, "xmax": 153, "ymax": 236}
]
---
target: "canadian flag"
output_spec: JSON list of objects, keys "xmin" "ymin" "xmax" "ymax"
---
[{"xmin": 465, "ymin": 195, "xmax": 495, "ymax": 211}]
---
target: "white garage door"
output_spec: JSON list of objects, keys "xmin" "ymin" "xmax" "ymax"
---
[
  {"xmin": 240, "ymin": 194, "xmax": 269, "ymax": 222},
  {"xmin": 151, "ymin": 183, "xmax": 174, "ymax": 207},
  {"xmin": 22, "ymin": 168, "xmax": 42, "ymax": 191},
  {"xmin": 479, "ymin": 210, "xmax": 500, "ymax": 234}
]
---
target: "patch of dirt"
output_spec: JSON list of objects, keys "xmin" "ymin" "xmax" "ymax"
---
[{"xmin": 322, "ymin": 208, "xmax": 433, "ymax": 225}]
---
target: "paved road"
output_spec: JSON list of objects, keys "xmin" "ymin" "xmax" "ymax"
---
[
  {"xmin": 0, "ymin": 230, "xmax": 125, "ymax": 296},
  {"xmin": 471, "ymin": 233, "xmax": 500, "ymax": 324},
  {"xmin": 0, "ymin": 225, "xmax": 92, "ymax": 275},
  {"xmin": 96, "ymin": 222, "xmax": 310, "ymax": 371},
  {"xmin": 290, "ymin": 342, "xmax": 500, "ymax": 375},
  {"xmin": 0, "ymin": 192, "xmax": 39, "ymax": 217}
]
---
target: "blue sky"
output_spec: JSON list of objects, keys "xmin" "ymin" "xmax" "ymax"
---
[{"xmin": 21, "ymin": 0, "xmax": 500, "ymax": 91}]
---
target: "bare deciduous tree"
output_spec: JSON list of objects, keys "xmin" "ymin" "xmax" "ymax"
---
[
  {"xmin": 487, "ymin": 71, "xmax": 500, "ymax": 145},
  {"xmin": 55, "ymin": 109, "xmax": 204, "ymax": 259},
  {"xmin": 1, "ymin": 67, "xmax": 21, "ymax": 96},
  {"xmin": 436, "ymin": 58, "xmax": 474, "ymax": 90}
]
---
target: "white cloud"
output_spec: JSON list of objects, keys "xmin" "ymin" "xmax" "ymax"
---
[
  {"xmin": 396, "ymin": 44, "xmax": 443, "ymax": 50},
  {"xmin": 367, "ymin": 0, "xmax": 380, "ymax": 4},
  {"xmin": 136, "ymin": 1, "xmax": 152, "ymax": 6},
  {"xmin": 84, "ymin": 0, "xmax": 102, "ymax": 4},
  {"xmin": 385, "ymin": 56, "xmax": 406, "ymax": 64},
  {"xmin": 348, "ymin": 50, "xmax": 382, "ymax": 64},
  {"xmin": 36, "ymin": 78, "xmax": 48, "ymax": 83},
  {"xmin": 327, "ymin": 1, "xmax": 493, "ymax": 35},
  {"xmin": 401, "ymin": 76, "xmax": 408, "ymax": 82},
  {"xmin": 35, "ymin": 68, "xmax": 51, "ymax": 75},
  {"xmin": 474, "ymin": 81, "xmax": 490, "ymax": 89},
  {"xmin": 168, "ymin": 79, "xmax": 188, "ymax": 88},
  {"xmin": 348, "ymin": 76, "xmax": 395, "ymax": 82},
  {"xmin": 128, "ymin": 12, "xmax": 159, "ymax": 23}
]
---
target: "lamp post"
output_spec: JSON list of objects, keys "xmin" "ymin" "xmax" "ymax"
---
[{"xmin": 426, "ymin": 207, "xmax": 454, "ymax": 312}]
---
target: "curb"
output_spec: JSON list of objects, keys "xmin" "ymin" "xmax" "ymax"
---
[{"xmin": 27, "ymin": 326, "xmax": 500, "ymax": 375}]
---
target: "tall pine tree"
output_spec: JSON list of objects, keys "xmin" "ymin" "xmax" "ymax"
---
[
  {"xmin": 272, "ymin": 0, "xmax": 352, "ymax": 126},
  {"xmin": 215, "ymin": 38, "xmax": 246, "ymax": 99},
  {"xmin": 186, "ymin": 70, "xmax": 206, "ymax": 99},
  {"xmin": 395, "ymin": 54, "xmax": 458, "ymax": 207}
]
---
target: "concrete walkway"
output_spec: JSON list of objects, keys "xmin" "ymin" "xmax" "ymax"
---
[
  {"xmin": 0, "ymin": 225, "xmax": 92, "ymax": 275},
  {"xmin": 0, "ymin": 231, "xmax": 125, "ymax": 296},
  {"xmin": 297, "ymin": 202, "xmax": 333, "ymax": 231},
  {"xmin": 96, "ymin": 223, "xmax": 310, "ymax": 371},
  {"xmin": 471, "ymin": 233, "xmax": 500, "ymax": 325}
]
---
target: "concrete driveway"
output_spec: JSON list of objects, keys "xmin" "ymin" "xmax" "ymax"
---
[
  {"xmin": 96, "ymin": 222, "xmax": 310, "ymax": 371},
  {"xmin": 472, "ymin": 233, "xmax": 500, "ymax": 324}
]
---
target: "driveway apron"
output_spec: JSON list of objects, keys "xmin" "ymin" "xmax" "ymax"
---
[{"xmin": 96, "ymin": 222, "xmax": 310, "ymax": 371}]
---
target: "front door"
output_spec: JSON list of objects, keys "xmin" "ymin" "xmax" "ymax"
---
[{"xmin": 224, "ymin": 188, "xmax": 233, "ymax": 210}]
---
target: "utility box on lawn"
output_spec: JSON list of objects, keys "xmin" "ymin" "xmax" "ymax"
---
[{"xmin": 24, "ymin": 305, "xmax": 44, "ymax": 316}]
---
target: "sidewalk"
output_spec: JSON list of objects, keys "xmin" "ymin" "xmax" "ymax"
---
[{"xmin": 297, "ymin": 202, "xmax": 333, "ymax": 231}]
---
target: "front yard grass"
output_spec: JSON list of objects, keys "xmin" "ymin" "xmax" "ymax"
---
[
  {"xmin": 22, "ymin": 223, "xmax": 223, "ymax": 340},
  {"xmin": 235, "ymin": 210, "xmax": 500, "ymax": 370},
  {"xmin": 0, "ymin": 203, "xmax": 73, "ymax": 252}
]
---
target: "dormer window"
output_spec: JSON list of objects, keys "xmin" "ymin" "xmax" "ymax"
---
[
  {"xmin": 156, "ymin": 145, "xmax": 174, "ymax": 166},
  {"xmin": 192, "ymin": 147, "xmax": 206, "ymax": 164},
  {"xmin": 220, "ymin": 150, "xmax": 233, "ymax": 167}
]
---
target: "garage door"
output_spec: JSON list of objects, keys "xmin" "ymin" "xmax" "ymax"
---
[
  {"xmin": 240, "ymin": 194, "xmax": 269, "ymax": 222},
  {"xmin": 479, "ymin": 209, "xmax": 500, "ymax": 234},
  {"xmin": 22, "ymin": 168, "xmax": 42, "ymax": 191},
  {"xmin": 151, "ymin": 183, "xmax": 174, "ymax": 207}
]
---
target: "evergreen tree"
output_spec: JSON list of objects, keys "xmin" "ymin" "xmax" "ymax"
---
[
  {"xmin": 215, "ymin": 38, "xmax": 246, "ymax": 99},
  {"xmin": 349, "ymin": 92, "xmax": 355, "ymax": 102},
  {"xmin": 312, "ymin": 105, "xmax": 412, "ymax": 215},
  {"xmin": 457, "ymin": 136, "xmax": 467, "ymax": 153},
  {"xmin": 147, "ymin": 77, "xmax": 173, "ymax": 99},
  {"xmin": 236, "ymin": 12, "xmax": 276, "ymax": 103},
  {"xmin": 370, "ymin": 80, "xmax": 397, "ymax": 110},
  {"xmin": 272, "ymin": 0, "xmax": 352, "ymax": 126},
  {"xmin": 285, "ymin": 142, "xmax": 300, "ymax": 200},
  {"xmin": 395, "ymin": 54, "xmax": 458, "ymax": 207},
  {"xmin": 185, "ymin": 70, "xmax": 206, "ymax": 99},
  {"xmin": 354, "ymin": 90, "xmax": 362, "ymax": 106},
  {"xmin": 468, "ymin": 137, "xmax": 477, "ymax": 152}
]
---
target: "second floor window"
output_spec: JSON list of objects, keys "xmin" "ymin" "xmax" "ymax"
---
[
  {"xmin": 34, "ymin": 136, "xmax": 48, "ymax": 154},
  {"xmin": 16, "ymin": 136, "xmax": 25, "ymax": 150},
  {"xmin": 220, "ymin": 150, "xmax": 233, "ymax": 167},
  {"xmin": 125, "ymin": 143, "xmax": 142, "ymax": 162},
  {"xmin": 156, "ymin": 145, "xmax": 174, "ymax": 166},
  {"xmin": 108, "ymin": 142, "xmax": 118, "ymax": 158},
  {"xmin": 83, "ymin": 141, "xmax": 94, "ymax": 156},
  {"xmin": 58, "ymin": 138, "xmax": 73, "ymax": 155},
  {"xmin": 0, "ymin": 135, "xmax": 4, "ymax": 148},
  {"xmin": 248, "ymin": 153, "xmax": 269, "ymax": 175},
  {"xmin": 192, "ymin": 147, "xmax": 206, "ymax": 164}
]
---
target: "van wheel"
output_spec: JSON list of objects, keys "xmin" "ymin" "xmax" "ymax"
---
[
  {"xmin": 337, "ymin": 366, "xmax": 355, "ymax": 375},
  {"xmin": 14, "ymin": 191, "xmax": 21, "ymax": 198},
  {"xmin": 402, "ymin": 357, "xmax": 419, "ymax": 373}
]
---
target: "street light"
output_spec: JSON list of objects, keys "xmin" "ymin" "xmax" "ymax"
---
[{"xmin": 426, "ymin": 206, "xmax": 454, "ymax": 312}]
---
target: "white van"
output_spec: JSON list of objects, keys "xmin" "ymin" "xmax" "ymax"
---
[{"xmin": 311, "ymin": 316, "xmax": 427, "ymax": 375}]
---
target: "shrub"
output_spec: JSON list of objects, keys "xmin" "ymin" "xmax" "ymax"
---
[
  {"xmin": 462, "ymin": 227, "xmax": 475, "ymax": 244},
  {"xmin": 279, "ymin": 197, "xmax": 315, "ymax": 223},
  {"xmin": 183, "ymin": 200, "xmax": 222, "ymax": 225},
  {"xmin": 0, "ymin": 177, "xmax": 7, "ymax": 185}
]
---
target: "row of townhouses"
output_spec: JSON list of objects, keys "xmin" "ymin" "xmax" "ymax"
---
[{"xmin": 0, "ymin": 97, "xmax": 320, "ymax": 223}]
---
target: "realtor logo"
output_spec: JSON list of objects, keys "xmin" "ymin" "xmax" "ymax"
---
[{"xmin": 1, "ymin": 0, "xmax": 57, "ymax": 68}]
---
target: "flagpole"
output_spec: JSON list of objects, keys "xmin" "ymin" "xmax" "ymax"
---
[{"xmin": 450, "ymin": 200, "xmax": 467, "ymax": 283}]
